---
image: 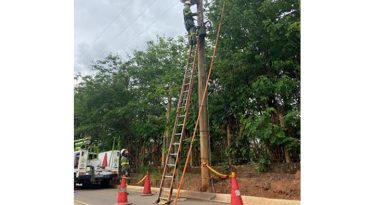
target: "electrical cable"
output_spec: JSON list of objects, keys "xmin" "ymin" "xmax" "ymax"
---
[
  {"xmin": 91, "ymin": 0, "xmax": 138, "ymax": 45},
  {"xmin": 110, "ymin": 0, "xmax": 159, "ymax": 43},
  {"xmin": 119, "ymin": 0, "xmax": 180, "ymax": 54}
]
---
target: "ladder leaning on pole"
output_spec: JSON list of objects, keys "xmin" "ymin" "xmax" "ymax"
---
[{"xmin": 155, "ymin": 43, "xmax": 198, "ymax": 205}]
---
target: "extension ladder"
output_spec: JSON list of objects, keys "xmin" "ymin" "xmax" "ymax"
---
[{"xmin": 155, "ymin": 44, "xmax": 198, "ymax": 205}]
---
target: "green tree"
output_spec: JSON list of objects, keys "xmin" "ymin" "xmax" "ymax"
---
[
  {"xmin": 206, "ymin": 0, "xmax": 300, "ymax": 166},
  {"xmin": 74, "ymin": 36, "xmax": 188, "ymax": 169}
]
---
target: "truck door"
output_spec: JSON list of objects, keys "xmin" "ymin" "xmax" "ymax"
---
[
  {"xmin": 77, "ymin": 150, "xmax": 88, "ymax": 177},
  {"xmin": 110, "ymin": 151, "xmax": 120, "ymax": 172},
  {"xmin": 74, "ymin": 152, "xmax": 80, "ymax": 169}
]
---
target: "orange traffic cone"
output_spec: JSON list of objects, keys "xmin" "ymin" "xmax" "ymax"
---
[
  {"xmin": 141, "ymin": 172, "xmax": 153, "ymax": 196},
  {"xmin": 230, "ymin": 172, "xmax": 244, "ymax": 205},
  {"xmin": 115, "ymin": 176, "xmax": 132, "ymax": 205}
]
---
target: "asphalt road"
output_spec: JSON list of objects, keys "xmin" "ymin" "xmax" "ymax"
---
[{"xmin": 74, "ymin": 187, "xmax": 227, "ymax": 205}]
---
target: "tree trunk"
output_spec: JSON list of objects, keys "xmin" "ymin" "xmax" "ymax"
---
[
  {"xmin": 227, "ymin": 124, "xmax": 232, "ymax": 165},
  {"xmin": 284, "ymin": 145, "xmax": 291, "ymax": 163},
  {"xmin": 189, "ymin": 146, "xmax": 193, "ymax": 167},
  {"xmin": 278, "ymin": 107, "xmax": 291, "ymax": 163},
  {"xmin": 140, "ymin": 144, "xmax": 146, "ymax": 167},
  {"xmin": 187, "ymin": 129, "xmax": 193, "ymax": 167}
]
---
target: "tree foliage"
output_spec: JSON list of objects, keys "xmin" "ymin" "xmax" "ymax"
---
[
  {"xmin": 207, "ymin": 0, "xmax": 300, "ymax": 167},
  {"xmin": 75, "ymin": 37, "xmax": 187, "ymax": 168}
]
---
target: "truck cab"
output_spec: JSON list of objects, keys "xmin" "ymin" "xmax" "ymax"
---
[{"xmin": 74, "ymin": 149, "xmax": 120, "ymax": 187}]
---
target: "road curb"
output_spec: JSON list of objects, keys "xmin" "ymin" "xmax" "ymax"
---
[
  {"xmin": 124, "ymin": 185, "xmax": 300, "ymax": 205},
  {"xmin": 74, "ymin": 199, "xmax": 91, "ymax": 205}
]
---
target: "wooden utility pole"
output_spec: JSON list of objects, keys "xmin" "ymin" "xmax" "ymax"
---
[{"xmin": 196, "ymin": 0, "xmax": 210, "ymax": 192}]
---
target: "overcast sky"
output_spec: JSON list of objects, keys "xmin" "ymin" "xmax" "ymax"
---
[{"xmin": 75, "ymin": 0, "xmax": 187, "ymax": 75}]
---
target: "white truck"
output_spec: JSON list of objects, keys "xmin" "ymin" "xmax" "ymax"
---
[{"xmin": 74, "ymin": 148, "xmax": 121, "ymax": 187}]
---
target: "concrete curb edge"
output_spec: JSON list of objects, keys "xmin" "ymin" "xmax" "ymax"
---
[{"xmin": 123, "ymin": 185, "xmax": 300, "ymax": 205}]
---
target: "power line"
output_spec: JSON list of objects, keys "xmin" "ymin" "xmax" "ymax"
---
[
  {"xmin": 120, "ymin": 0, "xmax": 181, "ymax": 54},
  {"xmin": 110, "ymin": 0, "xmax": 159, "ymax": 43},
  {"xmin": 95, "ymin": 0, "xmax": 180, "ymax": 61},
  {"xmin": 93, "ymin": 0, "xmax": 158, "ymax": 60},
  {"xmin": 91, "ymin": 0, "xmax": 135, "ymax": 45}
]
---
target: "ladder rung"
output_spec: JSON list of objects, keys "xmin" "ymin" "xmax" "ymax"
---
[
  {"xmin": 170, "ymin": 153, "xmax": 178, "ymax": 156},
  {"xmin": 164, "ymin": 175, "xmax": 174, "ymax": 178},
  {"xmin": 175, "ymin": 133, "xmax": 181, "ymax": 136},
  {"xmin": 160, "ymin": 187, "xmax": 169, "ymax": 191},
  {"xmin": 173, "ymin": 142, "xmax": 180, "ymax": 146},
  {"xmin": 179, "ymin": 115, "xmax": 186, "ymax": 118},
  {"xmin": 167, "ymin": 163, "xmax": 175, "ymax": 167},
  {"xmin": 177, "ymin": 124, "xmax": 184, "ymax": 127},
  {"xmin": 159, "ymin": 197, "xmax": 170, "ymax": 201}
]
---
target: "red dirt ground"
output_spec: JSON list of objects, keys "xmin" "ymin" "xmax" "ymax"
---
[{"xmin": 129, "ymin": 163, "xmax": 300, "ymax": 200}]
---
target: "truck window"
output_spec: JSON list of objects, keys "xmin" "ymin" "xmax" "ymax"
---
[
  {"xmin": 74, "ymin": 153, "xmax": 80, "ymax": 168},
  {"xmin": 88, "ymin": 154, "xmax": 97, "ymax": 160}
]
